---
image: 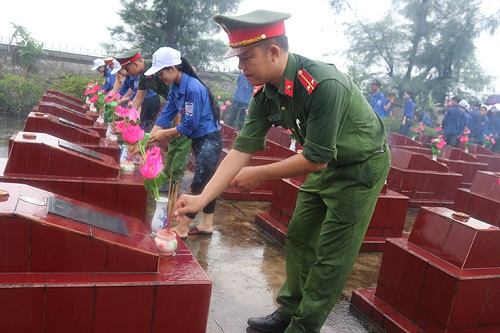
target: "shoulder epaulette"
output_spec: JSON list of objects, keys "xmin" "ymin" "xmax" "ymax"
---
[
  {"xmin": 253, "ymin": 85, "xmax": 264, "ymax": 96},
  {"xmin": 297, "ymin": 69, "xmax": 318, "ymax": 95}
]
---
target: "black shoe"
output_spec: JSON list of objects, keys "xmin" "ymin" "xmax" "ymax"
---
[{"xmin": 247, "ymin": 312, "xmax": 289, "ymax": 332}]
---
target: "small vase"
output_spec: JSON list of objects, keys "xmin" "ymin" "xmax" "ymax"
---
[
  {"xmin": 154, "ymin": 229, "xmax": 178, "ymax": 256},
  {"xmin": 289, "ymin": 140, "xmax": 296, "ymax": 151},
  {"xmin": 120, "ymin": 145, "xmax": 130, "ymax": 162},
  {"xmin": 465, "ymin": 147, "xmax": 469, "ymax": 153},
  {"xmin": 151, "ymin": 197, "xmax": 168, "ymax": 233},
  {"xmin": 432, "ymin": 154, "xmax": 437, "ymax": 161}
]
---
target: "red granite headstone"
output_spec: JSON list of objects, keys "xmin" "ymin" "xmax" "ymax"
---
[
  {"xmin": 351, "ymin": 206, "xmax": 500, "ymax": 333},
  {"xmin": 0, "ymin": 182, "xmax": 211, "ymax": 333},
  {"xmin": 24, "ymin": 112, "xmax": 120, "ymax": 162},
  {"xmin": 1, "ymin": 132, "xmax": 147, "ymax": 221},
  {"xmin": 454, "ymin": 171, "xmax": 500, "ymax": 227},
  {"xmin": 387, "ymin": 148, "xmax": 463, "ymax": 207}
]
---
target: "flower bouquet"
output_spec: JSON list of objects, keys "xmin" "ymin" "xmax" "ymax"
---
[
  {"xmin": 430, "ymin": 135, "xmax": 446, "ymax": 160},
  {"xmin": 84, "ymin": 80, "xmax": 101, "ymax": 112},
  {"xmin": 483, "ymin": 134, "xmax": 496, "ymax": 148},
  {"xmin": 460, "ymin": 126, "xmax": 471, "ymax": 152},
  {"xmin": 102, "ymin": 92, "xmax": 121, "ymax": 124},
  {"xmin": 216, "ymin": 95, "xmax": 232, "ymax": 124},
  {"xmin": 410, "ymin": 122, "xmax": 425, "ymax": 140}
]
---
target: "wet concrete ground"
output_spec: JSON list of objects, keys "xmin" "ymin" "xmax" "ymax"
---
[{"xmin": 154, "ymin": 171, "xmax": 420, "ymax": 333}]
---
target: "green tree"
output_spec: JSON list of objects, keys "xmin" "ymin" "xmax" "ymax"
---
[
  {"xmin": 8, "ymin": 23, "xmax": 47, "ymax": 75},
  {"xmin": 104, "ymin": 0, "xmax": 241, "ymax": 69},
  {"xmin": 336, "ymin": 0, "xmax": 500, "ymax": 104}
]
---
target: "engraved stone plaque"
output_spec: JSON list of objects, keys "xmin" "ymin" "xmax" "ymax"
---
[
  {"xmin": 61, "ymin": 105, "xmax": 80, "ymax": 114},
  {"xmin": 58, "ymin": 140, "xmax": 104, "ymax": 160},
  {"xmin": 59, "ymin": 117, "xmax": 90, "ymax": 132},
  {"xmin": 47, "ymin": 197, "xmax": 129, "ymax": 237}
]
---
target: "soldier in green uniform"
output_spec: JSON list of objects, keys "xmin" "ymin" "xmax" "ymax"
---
[
  {"xmin": 114, "ymin": 49, "xmax": 192, "ymax": 188},
  {"xmin": 174, "ymin": 10, "xmax": 391, "ymax": 333}
]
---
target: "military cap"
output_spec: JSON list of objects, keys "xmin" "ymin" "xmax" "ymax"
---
[
  {"xmin": 371, "ymin": 79, "xmax": 381, "ymax": 87},
  {"xmin": 114, "ymin": 49, "xmax": 142, "ymax": 66},
  {"xmin": 214, "ymin": 10, "xmax": 291, "ymax": 58}
]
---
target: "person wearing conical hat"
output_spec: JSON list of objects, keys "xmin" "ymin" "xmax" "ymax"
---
[{"xmin": 174, "ymin": 9, "xmax": 391, "ymax": 333}]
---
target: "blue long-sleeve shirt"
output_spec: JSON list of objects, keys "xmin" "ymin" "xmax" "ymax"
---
[
  {"xmin": 370, "ymin": 90, "xmax": 385, "ymax": 119},
  {"xmin": 118, "ymin": 76, "xmax": 157, "ymax": 101},
  {"xmin": 155, "ymin": 73, "xmax": 220, "ymax": 139},
  {"xmin": 233, "ymin": 73, "xmax": 253, "ymax": 104},
  {"xmin": 403, "ymin": 97, "xmax": 415, "ymax": 119},
  {"xmin": 477, "ymin": 115, "xmax": 490, "ymax": 142},
  {"xmin": 442, "ymin": 105, "xmax": 466, "ymax": 135},
  {"xmin": 101, "ymin": 67, "xmax": 116, "ymax": 93}
]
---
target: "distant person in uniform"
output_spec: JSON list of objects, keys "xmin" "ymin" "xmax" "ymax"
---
[
  {"xmin": 398, "ymin": 90, "xmax": 415, "ymax": 136},
  {"xmin": 442, "ymin": 96, "xmax": 466, "ymax": 147},
  {"xmin": 173, "ymin": 10, "xmax": 391, "ymax": 333},
  {"xmin": 227, "ymin": 72, "xmax": 253, "ymax": 130},
  {"xmin": 91, "ymin": 58, "xmax": 116, "ymax": 93},
  {"xmin": 369, "ymin": 79, "xmax": 385, "ymax": 118}
]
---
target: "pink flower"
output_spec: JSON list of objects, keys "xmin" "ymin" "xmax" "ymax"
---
[
  {"xmin": 460, "ymin": 136, "xmax": 468, "ymax": 142},
  {"xmin": 115, "ymin": 105, "xmax": 129, "ymax": 118},
  {"xmin": 140, "ymin": 147, "xmax": 163, "ymax": 179},
  {"xmin": 115, "ymin": 105, "xmax": 139, "ymax": 122},
  {"xmin": 413, "ymin": 128, "xmax": 421, "ymax": 133},
  {"xmin": 419, "ymin": 122, "xmax": 425, "ymax": 131},
  {"xmin": 220, "ymin": 105, "xmax": 227, "ymax": 111},
  {"xmin": 105, "ymin": 92, "xmax": 121, "ymax": 103},
  {"xmin": 493, "ymin": 138, "xmax": 497, "ymax": 144},
  {"xmin": 115, "ymin": 120, "xmax": 127, "ymax": 133},
  {"xmin": 90, "ymin": 95, "xmax": 98, "ymax": 103},
  {"xmin": 225, "ymin": 100, "xmax": 232, "ymax": 106},
  {"xmin": 245, "ymin": 109, "xmax": 249, "ymax": 115},
  {"xmin": 122, "ymin": 124, "xmax": 145, "ymax": 144},
  {"xmin": 217, "ymin": 95, "xmax": 221, "ymax": 99},
  {"xmin": 285, "ymin": 129, "xmax": 292, "ymax": 134},
  {"xmin": 463, "ymin": 126, "xmax": 471, "ymax": 135},
  {"xmin": 435, "ymin": 126, "xmax": 442, "ymax": 133}
]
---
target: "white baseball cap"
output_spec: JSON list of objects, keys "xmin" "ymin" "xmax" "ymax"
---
[
  {"xmin": 144, "ymin": 47, "xmax": 182, "ymax": 76},
  {"xmin": 110, "ymin": 59, "xmax": 122, "ymax": 75},
  {"xmin": 91, "ymin": 58, "xmax": 105, "ymax": 70},
  {"xmin": 458, "ymin": 99, "xmax": 470, "ymax": 111}
]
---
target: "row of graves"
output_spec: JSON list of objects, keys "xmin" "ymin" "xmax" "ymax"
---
[
  {"xmin": 219, "ymin": 124, "xmax": 500, "ymax": 333},
  {"xmin": 0, "ymin": 91, "xmax": 211, "ymax": 332}
]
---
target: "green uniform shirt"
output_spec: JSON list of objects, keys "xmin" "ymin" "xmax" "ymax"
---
[
  {"xmin": 233, "ymin": 53, "xmax": 386, "ymax": 166},
  {"xmin": 137, "ymin": 59, "xmax": 170, "ymax": 99}
]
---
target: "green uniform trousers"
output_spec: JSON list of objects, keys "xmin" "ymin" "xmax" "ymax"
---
[
  {"xmin": 165, "ymin": 134, "xmax": 192, "ymax": 185},
  {"xmin": 275, "ymin": 147, "xmax": 391, "ymax": 333}
]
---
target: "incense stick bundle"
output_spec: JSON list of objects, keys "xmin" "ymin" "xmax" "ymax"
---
[{"xmin": 167, "ymin": 172, "xmax": 179, "ymax": 221}]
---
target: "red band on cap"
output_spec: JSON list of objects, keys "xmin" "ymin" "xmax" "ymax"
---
[
  {"xmin": 228, "ymin": 21, "xmax": 285, "ymax": 48},
  {"xmin": 118, "ymin": 52, "xmax": 141, "ymax": 66}
]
